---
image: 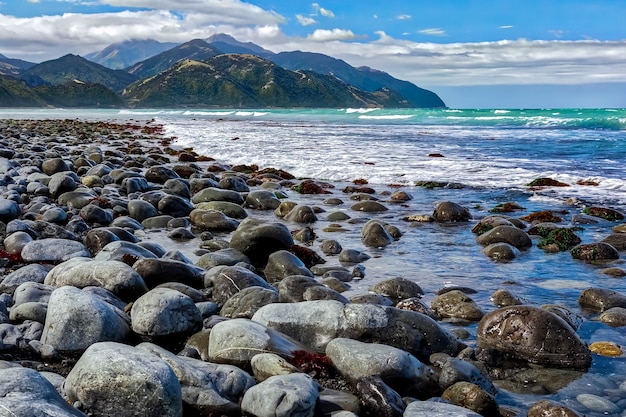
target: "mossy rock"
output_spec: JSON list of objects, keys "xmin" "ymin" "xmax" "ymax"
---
[
  {"xmin": 537, "ymin": 228, "xmax": 581, "ymax": 251},
  {"xmin": 526, "ymin": 178, "xmax": 569, "ymax": 187},
  {"xmin": 582, "ymin": 206, "xmax": 624, "ymax": 221},
  {"xmin": 571, "ymin": 242, "xmax": 619, "ymax": 262},
  {"xmin": 490, "ymin": 202, "xmax": 525, "ymax": 213},
  {"xmin": 520, "ymin": 210, "xmax": 563, "ymax": 223}
]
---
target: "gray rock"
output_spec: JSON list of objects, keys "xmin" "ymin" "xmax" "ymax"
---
[
  {"xmin": 93, "ymin": 240, "xmax": 158, "ymax": 263},
  {"xmin": 3, "ymin": 230, "xmax": 33, "ymax": 255},
  {"xmin": 245, "ymin": 190, "xmax": 281, "ymax": 210},
  {"xmin": 527, "ymin": 399, "xmax": 582, "ymax": 417},
  {"xmin": 277, "ymin": 275, "xmax": 348, "ymax": 304},
  {"xmin": 571, "ymin": 242, "xmax": 620, "ymax": 261},
  {"xmin": 146, "ymin": 165, "xmax": 180, "ymax": 184},
  {"xmin": 229, "ymin": 218, "xmax": 294, "ymax": 267},
  {"xmin": 252, "ymin": 301, "xmax": 464, "ymax": 361},
  {"xmin": 284, "ymin": 204, "xmax": 318, "ymax": 223},
  {"xmin": 45, "ymin": 258, "xmax": 148, "ymax": 301},
  {"xmin": 158, "ymin": 194, "xmax": 194, "ymax": 218},
  {"xmin": 48, "ymin": 172, "xmax": 77, "ymax": 198},
  {"xmin": 241, "ymin": 373, "xmax": 319, "ymax": 417},
  {"xmin": 196, "ymin": 248, "xmax": 250, "ymax": 269},
  {"xmin": 251, "ymin": 353, "xmax": 301, "ymax": 382},
  {"xmin": 41, "ymin": 286, "xmax": 130, "ymax": 352},
  {"xmin": 57, "ymin": 190, "xmax": 98, "ymax": 210},
  {"xmin": 482, "ymin": 242, "xmax": 519, "ymax": 261},
  {"xmin": 12, "ymin": 281, "xmax": 54, "ymax": 307},
  {"xmin": 21, "ymin": 238, "xmax": 90, "ymax": 263},
  {"xmin": 438, "ymin": 357, "xmax": 497, "ymax": 395},
  {"xmin": 599, "ymin": 306, "xmax": 626, "ymax": 327},
  {"xmin": 41, "ymin": 157, "xmax": 70, "ymax": 175},
  {"xmin": 476, "ymin": 225, "xmax": 532, "ymax": 249},
  {"xmin": 0, "ymin": 321, "xmax": 43, "ymax": 351},
  {"xmin": 476, "ymin": 305, "xmax": 591, "ymax": 369},
  {"xmin": 0, "ymin": 367, "xmax": 86, "ymax": 416},
  {"xmin": 356, "ymin": 375, "xmax": 405, "ymax": 416},
  {"xmin": 361, "ymin": 220, "xmax": 394, "ymax": 248},
  {"xmin": 326, "ymin": 338, "xmax": 435, "ymax": 395},
  {"xmin": 431, "ymin": 290, "xmax": 484, "ymax": 321},
  {"xmin": 264, "ymin": 250, "xmax": 313, "ymax": 283},
  {"xmin": 65, "ymin": 342, "xmax": 183, "ymax": 417},
  {"xmin": 0, "ymin": 198, "xmax": 21, "ymax": 223},
  {"xmin": 441, "ymin": 382, "xmax": 500, "ymax": 417},
  {"xmin": 219, "ymin": 175, "xmax": 250, "ymax": 192},
  {"xmin": 221, "ymin": 286, "xmax": 279, "ymax": 319},
  {"xmin": 128, "ymin": 199, "xmax": 159, "ymax": 222},
  {"xmin": 0, "ymin": 263, "xmax": 53, "ymax": 294},
  {"xmin": 79, "ymin": 203, "xmax": 113, "ymax": 225},
  {"xmin": 192, "ymin": 187, "xmax": 244, "ymax": 205},
  {"xmin": 132, "ymin": 258, "xmax": 205, "ymax": 289},
  {"xmin": 208, "ymin": 318, "xmax": 311, "ymax": 367},
  {"xmin": 211, "ymin": 266, "xmax": 274, "ymax": 305},
  {"xmin": 370, "ymin": 277, "xmax": 424, "ymax": 304},
  {"xmin": 83, "ymin": 228, "xmax": 121, "ymax": 254},
  {"xmin": 576, "ymin": 393, "xmax": 619, "ymax": 414},
  {"xmin": 131, "ymin": 287, "xmax": 202, "ymax": 338},
  {"xmin": 110, "ymin": 215, "xmax": 144, "ymax": 230},
  {"xmin": 142, "ymin": 214, "xmax": 175, "ymax": 229},
  {"xmin": 9, "ymin": 301, "xmax": 47, "ymax": 323},
  {"xmin": 578, "ymin": 287, "xmax": 626, "ymax": 311},
  {"xmin": 338, "ymin": 249, "xmax": 370, "ymax": 264},
  {"xmin": 190, "ymin": 209, "xmax": 240, "ymax": 232},
  {"xmin": 433, "ymin": 201, "xmax": 471, "ymax": 222},
  {"xmin": 491, "ymin": 289, "xmax": 523, "ymax": 307},
  {"xmin": 404, "ymin": 401, "xmax": 482, "ymax": 417},
  {"xmin": 137, "ymin": 342, "xmax": 255, "ymax": 416},
  {"xmin": 195, "ymin": 201, "xmax": 248, "ymax": 219}
]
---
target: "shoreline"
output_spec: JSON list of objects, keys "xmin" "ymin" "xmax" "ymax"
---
[{"xmin": 0, "ymin": 117, "xmax": 625, "ymax": 416}]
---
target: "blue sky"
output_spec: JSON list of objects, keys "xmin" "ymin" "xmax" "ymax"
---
[{"xmin": 1, "ymin": 0, "xmax": 625, "ymax": 108}]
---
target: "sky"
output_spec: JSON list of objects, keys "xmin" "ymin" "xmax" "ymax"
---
[{"xmin": 0, "ymin": 0, "xmax": 625, "ymax": 108}]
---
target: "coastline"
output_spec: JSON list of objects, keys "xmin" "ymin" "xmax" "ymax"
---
[{"xmin": 0, "ymin": 117, "xmax": 625, "ymax": 416}]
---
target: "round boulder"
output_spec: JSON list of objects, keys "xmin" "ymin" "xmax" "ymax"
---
[{"xmin": 433, "ymin": 201, "xmax": 471, "ymax": 222}]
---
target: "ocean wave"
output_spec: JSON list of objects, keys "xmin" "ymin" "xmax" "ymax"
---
[
  {"xmin": 358, "ymin": 115, "xmax": 414, "ymax": 120},
  {"xmin": 345, "ymin": 108, "xmax": 379, "ymax": 114},
  {"xmin": 234, "ymin": 111, "xmax": 269, "ymax": 117},
  {"xmin": 183, "ymin": 110, "xmax": 235, "ymax": 116}
]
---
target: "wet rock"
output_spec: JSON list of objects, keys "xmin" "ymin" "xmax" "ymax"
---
[
  {"xmin": 284, "ymin": 204, "xmax": 318, "ymax": 223},
  {"xmin": 189, "ymin": 208, "xmax": 240, "ymax": 232},
  {"xmin": 395, "ymin": 297, "xmax": 439, "ymax": 320},
  {"xmin": 361, "ymin": 220, "xmax": 394, "ymax": 248},
  {"xmin": 245, "ymin": 190, "xmax": 281, "ymax": 210},
  {"xmin": 476, "ymin": 225, "xmax": 532, "ymax": 250},
  {"xmin": 527, "ymin": 399, "xmax": 582, "ymax": 417},
  {"xmin": 79, "ymin": 203, "xmax": 113, "ymax": 225},
  {"xmin": 432, "ymin": 290, "xmax": 484, "ymax": 321},
  {"xmin": 207, "ymin": 318, "xmax": 311, "ymax": 367},
  {"xmin": 320, "ymin": 239, "xmax": 343, "ymax": 255},
  {"xmin": 476, "ymin": 305, "xmax": 592, "ymax": 368},
  {"xmin": 127, "ymin": 199, "xmax": 158, "ymax": 222},
  {"xmin": 540, "ymin": 304, "xmax": 583, "ymax": 330},
  {"xmin": 599, "ymin": 307, "xmax": 626, "ymax": 326},
  {"xmin": 131, "ymin": 287, "xmax": 202, "ymax": 340},
  {"xmin": 437, "ymin": 357, "xmax": 497, "ymax": 395},
  {"xmin": 252, "ymin": 300, "xmax": 464, "ymax": 361},
  {"xmin": 241, "ymin": 373, "xmax": 319, "ymax": 417},
  {"xmin": 537, "ymin": 228, "xmax": 582, "ymax": 251},
  {"xmin": 600, "ymin": 267, "xmax": 626, "ymax": 277},
  {"xmin": 576, "ymin": 393, "xmax": 619, "ymax": 414},
  {"xmin": 250, "ymin": 352, "xmax": 301, "ymax": 382},
  {"xmin": 221, "ymin": 286, "xmax": 279, "ymax": 319},
  {"xmin": 369, "ymin": 277, "xmax": 424, "ymax": 304},
  {"xmin": 83, "ymin": 228, "xmax": 121, "ymax": 254},
  {"xmin": 277, "ymin": 275, "xmax": 348, "ymax": 303},
  {"xmin": 229, "ymin": 218, "xmax": 294, "ymax": 267},
  {"xmin": 0, "ymin": 367, "xmax": 86, "ymax": 417},
  {"xmin": 491, "ymin": 289, "xmax": 523, "ymax": 307},
  {"xmin": 41, "ymin": 286, "xmax": 130, "ymax": 352},
  {"xmin": 582, "ymin": 206, "xmax": 624, "ymax": 221},
  {"xmin": 578, "ymin": 287, "xmax": 626, "ymax": 311},
  {"xmin": 441, "ymin": 381, "xmax": 500, "ymax": 417},
  {"xmin": 404, "ymin": 401, "xmax": 482, "ymax": 417},
  {"xmin": 21, "ymin": 238, "xmax": 90, "ymax": 263},
  {"xmin": 195, "ymin": 201, "xmax": 248, "ymax": 219},
  {"xmin": 212, "ymin": 266, "xmax": 274, "ymax": 305},
  {"xmin": 338, "ymin": 249, "xmax": 370, "ymax": 264},
  {"xmin": 65, "ymin": 341, "xmax": 183, "ymax": 417},
  {"xmin": 132, "ymin": 258, "xmax": 205, "ymax": 289},
  {"xmin": 351, "ymin": 201, "xmax": 388, "ymax": 212},
  {"xmin": 0, "ymin": 198, "xmax": 21, "ymax": 223},
  {"xmin": 350, "ymin": 293, "xmax": 394, "ymax": 306},
  {"xmin": 41, "ymin": 157, "xmax": 71, "ymax": 175},
  {"xmin": 45, "ymin": 258, "xmax": 148, "ymax": 301},
  {"xmin": 264, "ymin": 250, "xmax": 313, "ymax": 283},
  {"xmin": 571, "ymin": 242, "xmax": 619, "ymax": 261},
  {"xmin": 196, "ymin": 248, "xmax": 250, "ymax": 269},
  {"xmin": 433, "ymin": 201, "xmax": 471, "ymax": 222},
  {"xmin": 138, "ymin": 342, "xmax": 255, "ymax": 415},
  {"xmin": 4, "ymin": 230, "xmax": 33, "ymax": 254},
  {"xmin": 356, "ymin": 375, "xmax": 405, "ymax": 417},
  {"xmin": 482, "ymin": 242, "xmax": 519, "ymax": 260},
  {"xmin": 92, "ymin": 241, "xmax": 159, "ymax": 264},
  {"xmin": 601, "ymin": 233, "xmax": 626, "ymax": 251},
  {"xmin": 158, "ymin": 194, "xmax": 194, "ymax": 218},
  {"xmin": 192, "ymin": 187, "xmax": 244, "ymax": 205}
]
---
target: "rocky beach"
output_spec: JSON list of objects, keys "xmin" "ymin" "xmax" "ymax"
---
[{"xmin": 0, "ymin": 117, "xmax": 625, "ymax": 417}]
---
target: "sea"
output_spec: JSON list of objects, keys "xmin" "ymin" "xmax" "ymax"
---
[{"xmin": 3, "ymin": 107, "xmax": 626, "ymax": 414}]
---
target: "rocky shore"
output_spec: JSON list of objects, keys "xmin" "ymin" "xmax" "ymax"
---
[{"xmin": 0, "ymin": 118, "xmax": 625, "ymax": 417}]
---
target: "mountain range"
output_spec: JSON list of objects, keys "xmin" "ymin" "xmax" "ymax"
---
[{"xmin": 0, "ymin": 34, "xmax": 445, "ymax": 108}]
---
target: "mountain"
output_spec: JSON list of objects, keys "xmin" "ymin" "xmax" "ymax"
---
[
  {"xmin": 269, "ymin": 51, "xmax": 445, "ymax": 108},
  {"xmin": 123, "ymin": 55, "xmax": 412, "ymax": 108},
  {"xmin": 33, "ymin": 80, "xmax": 123, "ymax": 107},
  {"xmin": 20, "ymin": 54, "xmax": 138, "ymax": 92},
  {"xmin": 85, "ymin": 39, "xmax": 179, "ymax": 70},
  {"xmin": 125, "ymin": 39, "xmax": 221, "ymax": 79},
  {"xmin": 206, "ymin": 33, "xmax": 274, "ymax": 57},
  {"xmin": 0, "ymin": 75, "xmax": 46, "ymax": 107},
  {"xmin": 0, "ymin": 54, "xmax": 36, "ymax": 77}
]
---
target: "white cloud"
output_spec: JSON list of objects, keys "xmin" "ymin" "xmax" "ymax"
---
[
  {"xmin": 419, "ymin": 28, "xmax": 446, "ymax": 36},
  {"xmin": 397, "ymin": 14, "xmax": 411, "ymax": 20},
  {"xmin": 499, "ymin": 25, "xmax": 513, "ymax": 29},
  {"xmin": 312, "ymin": 3, "xmax": 334, "ymax": 18},
  {"xmin": 27, "ymin": 0, "xmax": 41, "ymax": 3},
  {"xmin": 296, "ymin": 14, "xmax": 317, "ymax": 26},
  {"xmin": 306, "ymin": 28, "xmax": 359, "ymax": 42}
]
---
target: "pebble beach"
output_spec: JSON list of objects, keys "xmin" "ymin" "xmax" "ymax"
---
[{"xmin": 0, "ymin": 117, "xmax": 625, "ymax": 417}]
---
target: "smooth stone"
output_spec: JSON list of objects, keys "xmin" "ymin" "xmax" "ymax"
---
[
  {"xmin": 431, "ymin": 290, "xmax": 484, "ymax": 321},
  {"xmin": 146, "ymin": 165, "xmax": 180, "ymax": 184},
  {"xmin": 211, "ymin": 266, "xmax": 274, "ymax": 305},
  {"xmin": 338, "ymin": 249, "xmax": 370, "ymax": 264},
  {"xmin": 251, "ymin": 352, "xmax": 301, "ymax": 382},
  {"xmin": 79, "ymin": 203, "xmax": 113, "ymax": 225},
  {"xmin": 110, "ymin": 215, "xmax": 144, "ymax": 230},
  {"xmin": 132, "ymin": 258, "xmax": 205, "ymax": 289},
  {"xmin": 158, "ymin": 194, "xmax": 194, "ymax": 218},
  {"xmin": 190, "ymin": 208, "xmax": 240, "ymax": 232},
  {"xmin": 245, "ymin": 190, "xmax": 281, "ymax": 210},
  {"xmin": 361, "ymin": 220, "xmax": 394, "ymax": 248},
  {"xmin": 356, "ymin": 375, "xmax": 405, "ymax": 416},
  {"xmin": 578, "ymin": 287, "xmax": 626, "ymax": 311},
  {"xmin": 404, "ymin": 401, "xmax": 482, "ymax": 417},
  {"xmin": 65, "ymin": 342, "xmax": 183, "ymax": 417},
  {"xmin": 48, "ymin": 172, "xmax": 77, "ymax": 198},
  {"xmin": 9, "ymin": 301, "xmax": 47, "ymax": 323},
  {"xmin": 599, "ymin": 307, "xmax": 626, "ymax": 326},
  {"xmin": 432, "ymin": 201, "xmax": 471, "ymax": 222},
  {"xmin": 3, "ymin": 230, "xmax": 33, "ymax": 254},
  {"xmin": 218, "ymin": 175, "xmax": 250, "ymax": 192},
  {"xmin": 600, "ymin": 267, "xmax": 626, "ymax": 277},
  {"xmin": 601, "ymin": 233, "xmax": 626, "ymax": 250},
  {"xmin": 137, "ymin": 342, "xmax": 255, "ymax": 415},
  {"xmin": 527, "ymin": 399, "xmax": 582, "ymax": 417},
  {"xmin": 284, "ymin": 204, "xmax": 318, "ymax": 223},
  {"xmin": 93, "ymin": 240, "xmax": 158, "ymax": 263},
  {"xmin": 241, "ymin": 373, "xmax": 319, "ymax": 417},
  {"xmin": 221, "ymin": 286, "xmax": 279, "ymax": 319},
  {"xmin": 571, "ymin": 242, "xmax": 620, "ymax": 261},
  {"xmin": 349, "ymin": 293, "xmax": 394, "ymax": 306},
  {"xmin": 208, "ymin": 318, "xmax": 311, "ymax": 367},
  {"xmin": 326, "ymin": 338, "xmax": 435, "ymax": 395},
  {"xmin": 12, "ymin": 282, "xmax": 54, "ymax": 306},
  {"xmin": 264, "ymin": 250, "xmax": 313, "ymax": 283},
  {"xmin": 0, "ymin": 321, "xmax": 43, "ymax": 350},
  {"xmin": 491, "ymin": 289, "xmax": 523, "ymax": 307},
  {"xmin": 476, "ymin": 225, "xmax": 532, "ymax": 249},
  {"xmin": 482, "ymin": 242, "xmax": 519, "ymax": 261},
  {"xmin": 277, "ymin": 275, "xmax": 348, "ymax": 304},
  {"xmin": 320, "ymin": 239, "xmax": 343, "ymax": 255},
  {"xmin": 131, "ymin": 287, "xmax": 202, "ymax": 339},
  {"xmin": 83, "ymin": 229, "xmax": 120, "ymax": 254},
  {"xmin": 350, "ymin": 201, "xmax": 388, "ymax": 212},
  {"xmin": 128, "ymin": 199, "xmax": 159, "ymax": 222},
  {"xmin": 476, "ymin": 305, "xmax": 591, "ymax": 368},
  {"xmin": 438, "ymin": 357, "xmax": 497, "ymax": 395},
  {"xmin": 370, "ymin": 277, "xmax": 424, "ymax": 304},
  {"xmin": 576, "ymin": 393, "xmax": 619, "ymax": 413},
  {"xmin": 0, "ymin": 198, "xmax": 21, "ymax": 223},
  {"xmin": 192, "ymin": 187, "xmax": 244, "ymax": 205},
  {"xmin": 0, "ymin": 367, "xmax": 85, "ymax": 416},
  {"xmin": 57, "ymin": 190, "xmax": 98, "ymax": 209},
  {"xmin": 441, "ymin": 382, "xmax": 499, "ymax": 417},
  {"xmin": 41, "ymin": 286, "xmax": 129, "ymax": 352},
  {"xmin": 41, "ymin": 206, "xmax": 67, "ymax": 224},
  {"xmin": 395, "ymin": 297, "xmax": 440, "ymax": 320},
  {"xmin": 229, "ymin": 218, "xmax": 294, "ymax": 267},
  {"xmin": 196, "ymin": 248, "xmax": 250, "ymax": 269},
  {"xmin": 41, "ymin": 157, "xmax": 70, "ymax": 175},
  {"xmin": 195, "ymin": 201, "xmax": 248, "ymax": 219},
  {"xmin": 45, "ymin": 257, "xmax": 148, "ymax": 301},
  {"xmin": 540, "ymin": 304, "xmax": 583, "ymax": 330},
  {"xmin": 141, "ymin": 214, "xmax": 174, "ymax": 229},
  {"xmin": 21, "ymin": 238, "xmax": 90, "ymax": 263},
  {"xmin": 0, "ymin": 263, "xmax": 53, "ymax": 294},
  {"xmin": 252, "ymin": 301, "xmax": 464, "ymax": 361},
  {"xmin": 326, "ymin": 211, "xmax": 351, "ymax": 221}
]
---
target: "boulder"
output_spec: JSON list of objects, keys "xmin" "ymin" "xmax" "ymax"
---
[
  {"xmin": 241, "ymin": 373, "xmax": 319, "ymax": 417},
  {"xmin": 476, "ymin": 225, "xmax": 532, "ymax": 250},
  {"xmin": 361, "ymin": 220, "xmax": 394, "ymax": 248},
  {"xmin": 21, "ymin": 238, "xmax": 90, "ymax": 263},
  {"xmin": 132, "ymin": 258, "xmax": 205, "ymax": 289},
  {"xmin": 264, "ymin": 250, "xmax": 313, "ymax": 283},
  {"xmin": 211, "ymin": 265, "xmax": 274, "ymax": 305},
  {"xmin": 221, "ymin": 286, "xmax": 279, "ymax": 319},
  {"xmin": 229, "ymin": 218, "xmax": 294, "ymax": 267},
  {"xmin": 433, "ymin": 201, "xmax": 471, "ymax": 222},
  {"xmin": 189, "ymin": 209, "xmax": 240, "ymax": 232}
]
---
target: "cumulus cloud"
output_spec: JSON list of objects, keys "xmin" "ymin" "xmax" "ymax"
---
[
  {"xmin": 312, "ymin": 3, "xmax": 334, "ymax": 18},
  {"xmin": 296, "ymin": 14, "xmax": 317, "ymax": 26},
  {"xmin": 306, "ymin": 28, "xmax": 358, "ymax": 41},
  {"xmin": 419, "ymin": 28, "xmax": 446, "ymax": 36}
]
